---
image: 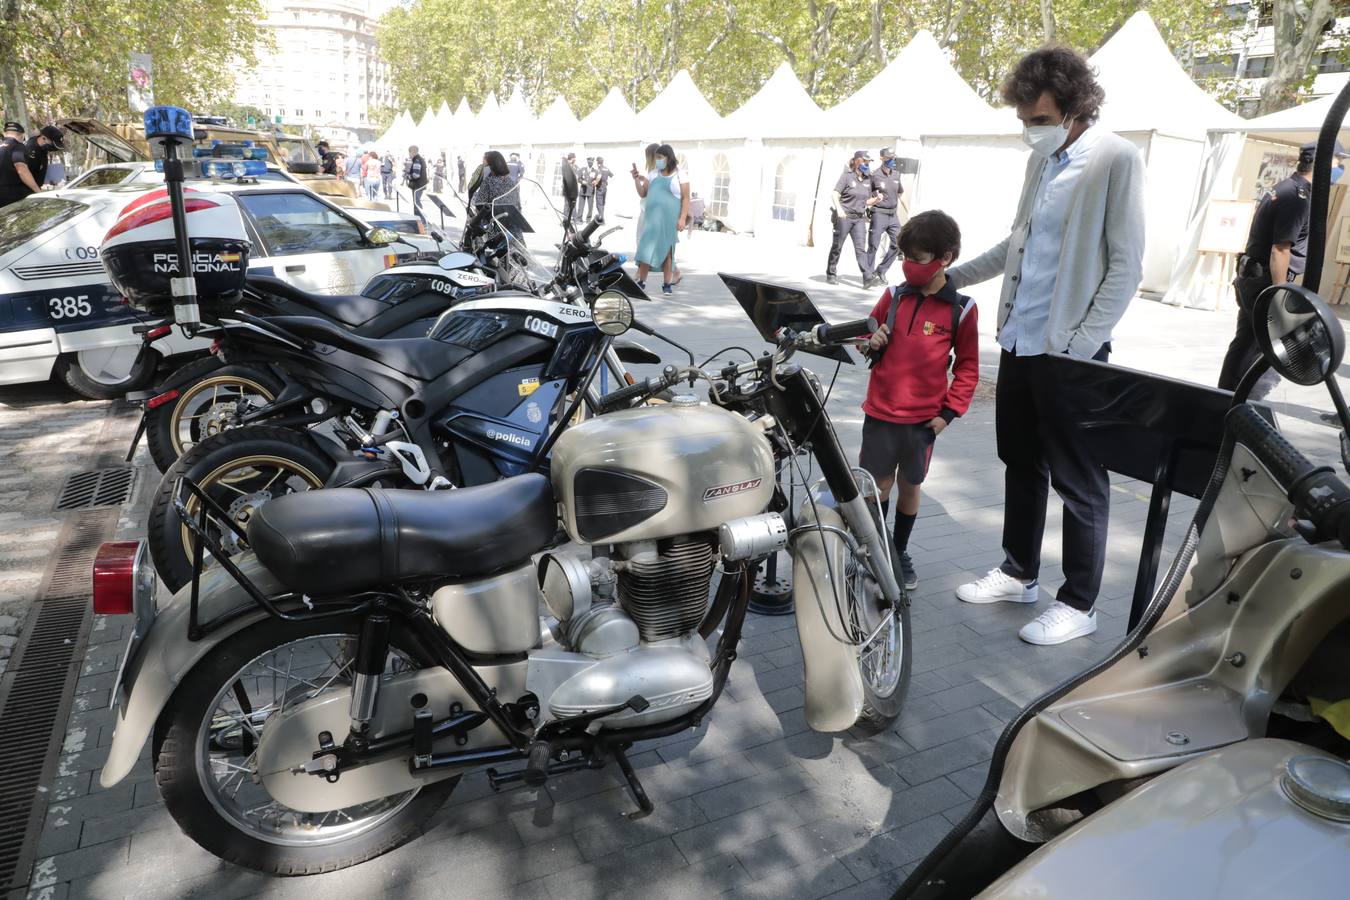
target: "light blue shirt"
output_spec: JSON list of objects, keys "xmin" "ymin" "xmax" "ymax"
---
[{"xmin": 999, "ymin": 125, "xmax": 1103, "ymax": 356}]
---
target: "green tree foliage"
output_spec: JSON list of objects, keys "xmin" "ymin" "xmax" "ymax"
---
[
  {"xmin": 0, "ymin": 0, "xmax": 269, "ymax": 127},
  {"xmin": 379, "ymin": 0, "xmax": 1222, "ymax": 120}
]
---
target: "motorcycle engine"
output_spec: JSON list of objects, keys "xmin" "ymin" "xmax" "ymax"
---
[{"xmin": 614, "ymin": 534, "xmax": 717, "ymax": 642}]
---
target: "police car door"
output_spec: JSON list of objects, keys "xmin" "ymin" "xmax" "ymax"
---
[{"xmin": 234, "ymin": 190, "xmax": 389, "ymax": 295}]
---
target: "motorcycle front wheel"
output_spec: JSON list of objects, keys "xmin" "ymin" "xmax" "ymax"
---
[
  {"xmin": 145, "ymin": 359, "xmax": 284, "ymax": 473},
  {"xmin": 148, "ymin": 425, "xmax": 334, "ymax": 593},
  {"xmin": 152, "ymin": 614, "xmax": 459, "ymax": 874},
  {"xmin": 850, "ymin": 535, "xmax": 912, "ymax": 734}
]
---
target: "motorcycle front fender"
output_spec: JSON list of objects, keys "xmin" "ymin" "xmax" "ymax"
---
[
  {"xmin": 792, "ymin": 497, "xmax": 866, "ymax": 732},
  {"xmin": 100, "ymin": 555, "xmax": 284, "ymax": 787}
]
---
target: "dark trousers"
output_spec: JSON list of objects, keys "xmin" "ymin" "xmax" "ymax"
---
[
  {"xmin": 867, "ymin": 210, "xmax": 901, "ymax": 279},
  {"xmin": 595, "ymin": 189, "xmax": 607, "ymax": 220},
  {"xmin": 827, "ymin": 214, "xmax": 871, "ymax": 278},
  {"xmin": 563, "ymin": 196, "xmax": 577, "ymax": 224},
  {"xmin": 381, "ymin": 173, "xmax": 394, "ymax": 199},
  {"xmin": 579, "ymin": 192, "xmax": 594, "ymax": 221},
  {"xmin": 1217, "ymin": 271, "xmax": 1278, "ymax": 398},
  {"xmin": 996, "ymin": 347, "xmax": 1111, "ymax": 612}
]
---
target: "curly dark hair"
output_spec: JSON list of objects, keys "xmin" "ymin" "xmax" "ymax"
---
[
  {"xmin": 898, "ymin": 210, "xmax": 961, "ymax": 263},
  {"xmin": 1001, "ymin": 46, "xmax": 1105, "ymax": 124}
]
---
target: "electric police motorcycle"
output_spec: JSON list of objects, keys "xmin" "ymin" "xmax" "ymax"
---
[
  {"xmin": 894, "ymin": 88, "xmax": 1350, "ymax": 900},
  {"xmin": 90, "ymin": 282, "xmax": 909, "ymax": 875}
]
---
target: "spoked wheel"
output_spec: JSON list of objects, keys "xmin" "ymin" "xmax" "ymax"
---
[
  {"xmin": 146, "ymin": 363, "xmax": 282, "ymax": 473},
  {"xmin": 153, "ymin": 617, "xmax": 459, "ymax": 874},
  {"xmin": 847, "ymin": 539, "xmax": 911, "ymax": 734},
  {"xmin": 148, "ymin": 426, "xmax": 334, "ymax": 593}
]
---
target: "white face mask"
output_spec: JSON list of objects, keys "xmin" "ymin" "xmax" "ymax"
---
[{"xmin": 1022, "ymin": 115, "xmax": 1071, "ymax": 159}]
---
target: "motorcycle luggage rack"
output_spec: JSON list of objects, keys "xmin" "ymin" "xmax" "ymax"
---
[{"xmin": 172, "ymin": 476, "xmax": 371, "ymax": 641}]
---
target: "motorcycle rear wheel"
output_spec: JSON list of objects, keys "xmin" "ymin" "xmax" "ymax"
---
[
  {"xmin": 145, "ymin": 358, "xmax": 283, "ymax": 473},
  {"xmin": 152, "ymin": 615, "xmax": 459, "ymax": 875},
  {"xmin": 148, "ymin": 425, "xmax": 334, "ymax": 593}
]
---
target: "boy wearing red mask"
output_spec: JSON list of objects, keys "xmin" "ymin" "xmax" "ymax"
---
[{"xmin": 860, "ymin": 210, "xmax": 979, "ymax": 589}]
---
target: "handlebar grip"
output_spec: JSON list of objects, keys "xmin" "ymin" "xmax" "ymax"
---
[
  {"xmin": 597, "ymin": 377, "xmax": 660, "ymax": 414},
  {"xmin": 578, "ymin": 216, "xmax": 602, "ymax": 242},
  {"xmin": 1227, "ymin": 405, "xmax": 1319, "ymax": 492},
  {"xmin": 818, "ymin": 317, "xmax": 877, "ymax": 345}
]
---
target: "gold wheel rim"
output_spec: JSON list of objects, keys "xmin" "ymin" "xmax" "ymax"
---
[
  {"xmin": 171, "ymin": 375, "xmax": 278, "ymax": 457},
  {"xmin": 180, "ymin": 453, "xmax": 325, "ymax": 568}
]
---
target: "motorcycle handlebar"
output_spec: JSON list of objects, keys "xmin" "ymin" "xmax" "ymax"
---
[
  {"xmin": 578, "ymin": 216, "xmax": 602, "ymax": 243},
  {"xmin": 815, "ymin": 317, "xmax": 877, "ymax": 345},
  {"xmin": 596, "ymin": 365, "xmax": 681, "ymax": 414},
  {"xmin": 1227, "ymin": 404, "xmax": 1350, "ymax": 549}
]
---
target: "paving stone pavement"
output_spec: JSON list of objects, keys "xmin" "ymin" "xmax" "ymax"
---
[{"xmin": 2, "ymin": 224, "xmax": 1345, "ymax": 900}]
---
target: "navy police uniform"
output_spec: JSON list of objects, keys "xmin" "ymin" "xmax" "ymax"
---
[
  {"xmin": 867, "ymin": 150, "xmax": 905, "ymax": 282},
  {"xmin": 827, "ymin": 151, "xmax": 875, "ymax": 283},
  {"xmin": 1216, "ymin": 141, "xmax": 1328, "ymax": 393},
  {"xmin": 0, "ymin": 124, "xmax": 61, "ymax": 208},
  {"xmin": 594, "ymin": 160, "xmax": 612, "ymax": 222}
]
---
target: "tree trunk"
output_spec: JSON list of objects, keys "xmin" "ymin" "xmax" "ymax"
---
[
  {"xmin": 0, "ymin": 0, "xmax": 28, "ymax": 130},
  {"xmin": 1039, "ymin": 0, "xmax": 1056, "ymax": 44},
  {"xmin": 1258, "ymin": 0, "xmax": 1334, "ymax": 115}
]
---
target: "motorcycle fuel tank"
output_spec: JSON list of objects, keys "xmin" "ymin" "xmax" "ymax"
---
[{"xmin": 550, "ymin": 403, "xmax": 775, "ymax": 544}]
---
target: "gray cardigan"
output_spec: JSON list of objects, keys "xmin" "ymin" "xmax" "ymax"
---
[{"xmin": 947, "ymin": 129, "xmax": 1146, "ymax": 359}]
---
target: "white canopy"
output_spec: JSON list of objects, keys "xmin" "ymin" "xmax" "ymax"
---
[
  {"xmin": 579, "ymin": 87, "xmax": 637, "ymax": 144},
  {"xmin": 635, "ymin": 69, "xmax": 724, "ymax": 141},
  {"xmin": 823, "ymin": 30, "xmax": 1013, "ymax": 137},
  {"xmin": 454, "ymin": 97, "xmax": 475, "ymax": 134},
  {"xmin": 376, "ymin": 110, "xmax": 415, "ymax": 151},
  {"xmin": 494, "ymin": 85, "xmax": 535, "ymax": 146},
  {"xmin": 535, "ymin": 95, "xmax": 579, "ymax": 145},
  {"xmin": 474, "ymin": 93, "xmax": 501, "ymax": 144},
  {"xmin": 1239, "ymin": 93, "xmax": 1350, "ymax": 146},
  {"xmin": 721, "ymin": 62, "xmax": 824, "ymax": 140},
  {"xmin": 1090, "ymin": 11, "xmax": 1244, "ymax": 138},
  {"xmin": 414, "ymin": 106, "xmax": 437, "ymax": 146}
]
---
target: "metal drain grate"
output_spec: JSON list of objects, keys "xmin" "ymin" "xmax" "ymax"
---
[
  {"xmin": 0, "ymin": 510, "xmax": 110, "ymax": 892},
  {"xmin": 55, "ymin": 467, "xmax": 135, "ymax": 511}
]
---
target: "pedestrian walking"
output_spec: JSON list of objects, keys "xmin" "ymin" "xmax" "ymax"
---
[
  {"xmin": 457, "ymin": 155, "xmax": 466, "ymax": 192},
  {"xmin": 563, "ymin": 152, "xmax": 580, "ymax": 224},
  {"xmin": 825, "ymin": 151, "xmax": 877, "ymax": 286},
  {"xmin": 405, "ymin": 145, "xmax": 429, "ymax": 224},
  {"xmin": 633, "ymin": 143, "xmax": 659, "ymax": 246},
  {"xmin": 577, "ymin": 156, "xmax": 596, "ymax": 222},
  {"xmin": 1217, "ymin": 140, "xmax": 1334, "ymax": 399},
  {"xmin": 380, "ymin": 151, "xmax": 394, "ymax": 199},
  {"xmin": 633, "ymin": 144, "xmax": 689, "ymax": 295},
  {"xmin": 0, "ymin": 124, "xmax": 63, "ymax": 207},
  {"xmin": 433, "ymin": 154, "xmax": 446, "ymax": 193},
  {"xmin": 859, "ymin": 210, "xmax": 979, "ymax": 590},
  {"xmin": 593, "ymin": 156, "xmax": 612, "ymax": 223},
  {"xmin": 362, "ymin": 151, "xmax": 381, "ymax": 200},
  {"xmin": 951, "ymin": 46, "xmax": 1146, "ymax": 646},
  {"xmin": 866, "ymin": 148, "xmax": 905, "ymax": 285},
  {"xmin": 507, "ymin": 152, "xmax": 523, "ymax": 181}
]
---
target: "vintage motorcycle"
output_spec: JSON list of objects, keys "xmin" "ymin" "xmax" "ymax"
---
[
  {"xmin": 90, "ymin": 284, "xmax": 909, "ymax": 874},
  {"xmin": 895, "ymin": 94, "xmax": 1350, "ymax": 899}
]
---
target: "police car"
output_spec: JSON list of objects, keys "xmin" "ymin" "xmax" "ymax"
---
[{"xmin": 0, "ymin": 161, "xmax": 439, "ymax": 398}]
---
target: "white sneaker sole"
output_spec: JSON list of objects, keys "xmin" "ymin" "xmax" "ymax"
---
[
  {"xmin": 1018, "ymin": 616, "xmax": 1097, "ymax": 646},
  {"xmin": 955, "ymin": 583, "xmax": 1039, "ymax": 605}
]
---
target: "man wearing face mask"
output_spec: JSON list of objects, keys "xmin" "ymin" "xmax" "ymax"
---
[
  {"xmin": 1217, "ymin": 140, "xmax": 1337, "ymax": 395},
  {"xmin": 866, "ymin": 148, "xmax": 905, "ymax": 286},
  {"xmin": 825, "ymin": 150, "xmax": 878, "ymax": 286},
  {"xmin": 951, "ymin": 47, "xmax": 1145, "ymax": 646},
  {"xmin": 0, "ymin": 124, "xmax": 64, "ymax": 207}
]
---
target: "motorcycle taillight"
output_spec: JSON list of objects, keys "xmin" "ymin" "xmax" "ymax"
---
[{"xmin": 92, "ymin": 541, "xmax": 141, "ymax": 615}]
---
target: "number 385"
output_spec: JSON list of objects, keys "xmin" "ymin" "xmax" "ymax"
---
[{"xmin": 48, "ymin": 295, "xmax": 92, "ymax": 319}]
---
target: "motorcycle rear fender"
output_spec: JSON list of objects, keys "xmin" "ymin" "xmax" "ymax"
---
[
  {"xmin": 792, "ymin": 496, "xmax": 866, "ymax": 732},
  {"xmin": 100, "ymin": 555, "xmax": 286, "ymax": 787}
]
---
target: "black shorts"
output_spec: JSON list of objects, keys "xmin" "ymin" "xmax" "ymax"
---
[{"xmin": 859, "ymin": 415, "xmax": 936, "ymax": 486}]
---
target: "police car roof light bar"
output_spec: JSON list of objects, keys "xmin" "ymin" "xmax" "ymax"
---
[{"xmin": 144, "ymin": 105, "xmax": 201, "ymax": 332}]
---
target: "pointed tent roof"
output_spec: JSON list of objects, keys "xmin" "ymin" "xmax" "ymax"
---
[
  {"xmin": 823, "ymin": 30, "xmax": 1013, "ymax": 137},
  {"xmin": 636, "ymin": 69, "xmax": 723, "ymax": 141},
  {"xmin": 454, "ymin": 97, "xmax": 474, "ymax": 127},
  {"xmin": 415, "ymin": 106, "xmax": 437, "ymax": 145},
  {"xmin": 1231, "ymin": 92, "xmax": 1350, "ymax": 146},
  {"xmin": 377, "ymin": 109, "xmax": 415, "ymax": 150},
  {"xmin": 579, "ymin": 87, "xmax": 637, "ymax": 144},
  {"xmin": 434, "ymin": 100, "xmax": 455, "ymax": 148},
  {"xmin": 1089, "ymin": 11, "xmax": 1244, "ymax": 137},
  {"xmin": 475, "ymin": 93, "xmax": 501, "ymax": 143},
  {"xmin": 536, "ymin": 95, "xmax": 579, "ymax": 145},
  {"xmin": 494, "ymin": 85, "xmax": 534, "ymax": 145},
  {"xmin": 721, "ymin": 62, "xmax": 823, "ymax": 140}
]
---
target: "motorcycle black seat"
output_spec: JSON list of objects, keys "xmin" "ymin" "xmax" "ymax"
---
[
  {"xmin": 267, "ymin": 315, "xmax": 472, "ymax": 381},
  {"xmin": 247, "ymin": 474, "xmax": 557, "ymax": 595},
  {"xmin": 246, "ymin": 274, "xmax": 390, "ymax": 329}
]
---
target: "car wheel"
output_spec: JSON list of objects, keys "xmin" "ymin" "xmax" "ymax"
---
[{"xmin": 55, "ymin": 347, "xmax": 157, "ymax": 400}]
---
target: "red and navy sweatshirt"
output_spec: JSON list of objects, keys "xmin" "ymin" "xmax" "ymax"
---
[{"xmin": 863, "ymin": 279, "xmax": 979, "ymax": 425}]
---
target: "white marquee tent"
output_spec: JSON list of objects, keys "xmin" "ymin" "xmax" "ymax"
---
[{"xmin": 635, "ymin": 69, "xmax": 724, "ymax": 142}]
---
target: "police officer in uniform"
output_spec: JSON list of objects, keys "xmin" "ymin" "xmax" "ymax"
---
[
  {"xmin": 593, "ymin": 156, "xmax": 612, "ymax": 223},
  {"xmin": 826, "ymin": 150, "xmax": 877, "ymax": 285},
  {"xmin": 866, "ymin": 148, "xmax": 905, "ymax": 286},
  {"xmin": 563, "ymin": 152, "xmax": 579, "ymax": 224},
  {"xmin": 1, "ymin": 121, "xmax": 24, "ymax": 155},
  {"xmin": 1217, "ymin": 140, "xmax": 1333, "ymax": 396},
  {"xmin": 577, "ymin": 156, "xmax": 596, "ymax": 221},
  {"xmin": 0, "ymin": 124, "xmax": 63, "ymax": 207}
]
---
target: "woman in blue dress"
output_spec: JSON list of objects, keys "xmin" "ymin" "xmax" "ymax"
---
[{"xmin": 633, "ymin": 144, "xmax": 690, "ymax": 295}]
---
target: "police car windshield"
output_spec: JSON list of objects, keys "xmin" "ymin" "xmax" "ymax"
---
[{"xmin": 0, "ymin": 198, "xmax": 87, "ymax": 258}]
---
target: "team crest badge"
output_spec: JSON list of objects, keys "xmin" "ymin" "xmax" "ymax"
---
[{"xmin": 923, "ymin": 321, "xmax": 935, "ymax": 335}]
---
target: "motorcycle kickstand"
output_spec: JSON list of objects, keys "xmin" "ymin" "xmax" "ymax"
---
[{"xmin": 611, "ymin": 743, "xmax": 653, "ymax": 820}]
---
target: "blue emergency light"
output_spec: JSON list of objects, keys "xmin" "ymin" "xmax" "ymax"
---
[{"xmin": 143, "ymin": 106, "xmax": 193, "ymax": 147}]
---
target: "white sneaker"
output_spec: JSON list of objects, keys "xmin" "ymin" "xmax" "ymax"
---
[
  {"xmin": 1018, "ymin": 602, "xmax": 1097, "ymax": 645},
  {"xmin": 956, "ymin": 569, "xmax": 1039, "ymax": 605}
]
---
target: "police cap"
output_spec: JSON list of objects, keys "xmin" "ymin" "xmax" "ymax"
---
[
  {"xmin": 3, "ymin": 121, "xmax": 23, "ymax": 135},
  {"xmin": 879, "ymin": 147, "xmax": 895, "ymax": 159},
  {"xmin": 1300, "ymin": 139, "xmax": 1348, "ymax": 167},
  {"xmin": 39, "ymin": 125, "xmax": 64, "ymax": 151},
  {"xmin": 852, "ymin": 150, "xmax": 871, "ymax": 162}
]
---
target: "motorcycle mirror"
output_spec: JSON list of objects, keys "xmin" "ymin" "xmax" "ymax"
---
[
  {"xmin": 367, "ymin": 226, "xmax": 398, "ymax": 247},
  {"xmin": 561, "ymin": 162, "xmax": 579, "ymax": 203},
  {"xmin": 437, "ymin": 251, "xmax": 476, "ymax": 271},
  {"xmin": 1254, "ymin": 283, "xmax": 1345, "ymax": 386},
  {"xmin": 591, "ymin": 291, "xmax": 633, "ymax": 336}
]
